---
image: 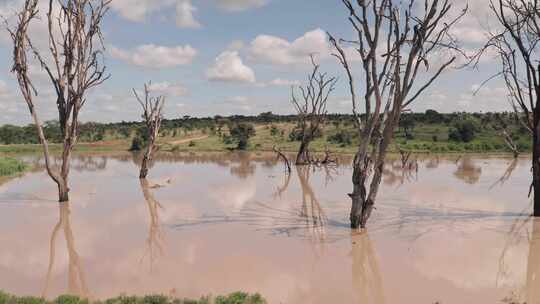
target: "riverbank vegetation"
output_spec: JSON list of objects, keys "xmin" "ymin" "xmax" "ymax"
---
[
  {"xmin": 0, "ymin": 158, "xmax": 27, "ymax": 177},
  {"xmin": 0, "ymin": 111, "xmax": 530, "ymax": 155},
  {"xmin": 0, "ymin": 291, "xmax": 266, "ymax": 304}
]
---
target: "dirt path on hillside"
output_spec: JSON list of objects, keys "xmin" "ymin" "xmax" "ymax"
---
[{"xmin": 170, "ymin": 135, "xmax": 209, "ymax": 145}]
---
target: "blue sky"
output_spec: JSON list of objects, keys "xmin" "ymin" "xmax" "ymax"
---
[{"xmin": 0, "ymin": 0, "xmax": 510, "ymax": 125}]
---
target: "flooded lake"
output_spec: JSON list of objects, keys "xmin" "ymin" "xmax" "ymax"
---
[{"xmin": 0, "ymin": 152, "xmax": 536, "ymax": 303}]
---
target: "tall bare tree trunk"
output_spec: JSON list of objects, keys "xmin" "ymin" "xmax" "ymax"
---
[
  {"xmin": 9, "ymin": 0, "xmax": 110, "ymax": 203},
  {"xmin": 533, "ymin": 113, "xmax": 540, "ymax": 216},
  {"xmin": 140, "ymin": 130, "xmax": 157, "ymax": 179},
  {"xmin": 330, "ymin": 0, "xmax": 465, "ymax": 228},
  {"xmin": 59, "ymin": 140, "xmax": 73, "ymax": 202},
  {"xmin": 350, "ymin": 166, "xmax": 368, "ymax": 229}
]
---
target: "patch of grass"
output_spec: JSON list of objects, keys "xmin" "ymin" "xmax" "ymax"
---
[
  {"xmin": 0, "ymin": 291, "xmax": 266, "ymax": 304},
  {"xmin": 0, "ymin": 158, "xmax": 27, "ymax": 177}
]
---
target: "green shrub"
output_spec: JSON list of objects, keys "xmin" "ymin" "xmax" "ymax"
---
[
  {"xmin": 215, "ymin": 292, "xmax": 265, "ymax": 304},
  {"xmin": 448, "ymin": 117, "xmax": 479, "ymax": 143},
  {"xmin": 288, "ymin": 125, "xmax": 322, "ymax": 142},
  {"xmin": 228, "ymin": 123, "xmax": 256, "ymax": 150},
  {"xmin": 54, "ymin": 295, "xmax": 88, "ymax": 304},
  {"xmin": 129, "ymin": 137, "xmax": 143, "ymax": 151},
  {"xmin": 269, "ymin": 126, "xmax": 280, "ymax": 137},
  {"xmin": 0, "ymin": 291, "xmax": 265, "ymax": 304},
  {"xmin": 327, "ymin": 129, "xmax": 354, "ymax": 146}
]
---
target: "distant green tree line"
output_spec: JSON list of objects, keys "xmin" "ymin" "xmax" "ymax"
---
[{"xmin": 0, "ymin": 111, "xmax": 530, "ymax": 151}]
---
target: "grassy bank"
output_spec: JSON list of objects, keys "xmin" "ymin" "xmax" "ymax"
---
[
  {"xmin": 0, "ymin": 158, "xmax": 27, "ymax": 177},
  {"xmin": 0, "ymin": 291, "xmax": 265, "ymax": 304},
  {"xmin": 157, "ymin": 122, "xmax": 528, "ymax": 155},
  {"xmin": 0, "ymin": 121, "xmax": 530, "ymax": 155}
]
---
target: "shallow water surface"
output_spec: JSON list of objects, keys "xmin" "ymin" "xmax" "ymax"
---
[{"xmin": 0, "ymin": 152, "xmax": 536, "ymax": 303}]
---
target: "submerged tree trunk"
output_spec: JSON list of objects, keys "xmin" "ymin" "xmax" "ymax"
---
[
  {"xmin": 140, "ymin": 136, "xmax": 156, "ymax": 179},
  {"xmin": 296, "ymin": 140, "xmax": 311, "ymax": 165},
  {"xmin": 58, "ymin": 139, "xmax": 74, "ymax": 202},
  {"xmin": 349, "ymin": 114, "xmax": 398, "ymax": 229},
  {"xmin": 57, "ymin": 181, "xmax": 69, "ymax": 202},
  {"xmin": 140, "ymin": 154, "xmax": 150, "ymax": 179},
  {"xmin": 349, "ymin": 142, "xmax": 373, "ymax": 229}
]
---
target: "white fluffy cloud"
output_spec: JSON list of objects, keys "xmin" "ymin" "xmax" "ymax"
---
[
  {"xmin": 148, "ymin": 82, "xmax": 189, "ymax": 97},
  {"xmin": 0, "ymin": 80, "xmax": 11, "ymax": 98},
  {"xmin": 110, "ymin": 0, "xmax": 266, "ymax": 27},
  {"xmin": 213, "ymin": 0, "xmax": 268, "ymax": 12},
  {"xmin": 257, "ymin": 78, "xmax": 300, "ymax": 87},
  {"xmin": 206, "ymin": 51, "xmax": 256, "ymax": 83},
  {"xmin": 110, "ymin": 44, "xmax": 198, "ymax": 68},
  {"xmin": 248, "ymin": 28, "xmax": 330, "ymax": 65},
  {"xmin": 111, "ymin": 0, "xmax": 201, "ymax": 29},
  {"xmin": 110, "ymin": 0, "xmax": 175, "ymax": 22},
  {"xmin": 176, "ymin": 0, "xmax": 202, "ymax": 29},
  {"xmin": 267, "ymin": 78, "xmax": 300, "ymax": 86}
]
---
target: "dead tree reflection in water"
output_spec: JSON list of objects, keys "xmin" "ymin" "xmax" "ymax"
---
[
  {"xmin": 296, "ymin": 165, "xmax": 328, "ymax": 244},
  {"xmin": 246, "ymin": 165, "xmax": 329, "ymax": 244},
  {"xmin": 426, "ymin": 156, "xmax": 440, "ymax": 169},
  {"xmin": 139, "ymin": 178, "xmax": 165, "ymax": 273},
  {"xmin": 383, "ymin": 159, "xmax": 418, "ymax": 186},
  {"xmin": 490, "ymin": 159, "xmax": 519, "ymax": 190},
  {"xmin": 42, "ymin": 202, "xmax": 89, "ymax": 299},
  {"xmin": 495, "ymin": 208, "xmax": 531, "ymax": 292},
  {"xmin": 273, "ymin": 168, "xmax": 292, "ymax": 200},
  {"xmin": 497, "ymin": 216, "xmax": 540, "ymax": 303},
  {"xmin": 171, "ymin": 164, "xmax": 340, "ymax": 244},
  {"xmin": 350, "ymin": 231, "xmax": 385, "ymax": 304},
  {"xmin": 526, "ymin": 219, "xmax": 540, "ymax": 303}
]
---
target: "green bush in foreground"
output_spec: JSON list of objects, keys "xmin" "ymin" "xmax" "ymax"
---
[
  {"xmin": 0, "ymin": 291, "xmax": 266, "ymax": 304},
  {"xmin": 0, "ymin": 158, "xmax": 27, "ymax": 176}
]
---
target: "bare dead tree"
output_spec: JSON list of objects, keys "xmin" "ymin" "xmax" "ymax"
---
[
  {"xmin": 398, "ymin": 147, "xmax": 413, "ymax": 168},
  {"xmin": 273, "ymin": 145, "xmax": 291, "ymax": 174},
  {"xmin": 133, "ymin": 82, "xmax": 165, "ymax": 179},
  {"xmin": 490, "ymin": 158, "xmax": 519, "ymax": 189},
  {"xmin": 493, "ymin": 113, "xmax": 520, "ymax": 158},
  {"xmin": 318, "ymin": 146, "xmax": 338, "ymax": 165},
  {"xmin": 329, "ymin": 0, "xmax": 467, "ymax": 228},
  {"xmin": 477, "ymin": 0, "xmax": 540, "ymax": 214},
  {"xmin": 8, "ymin": 0, "xmax": 110, "ymax": 202},
  {"xmin": 291, "ymin": 56, "xmax": 338, "ymax": 165}
]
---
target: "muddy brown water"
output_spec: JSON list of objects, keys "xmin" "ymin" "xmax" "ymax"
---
[{"xmin": 0, "ymin": 152, "xmax": 537, "ymax": 303}]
